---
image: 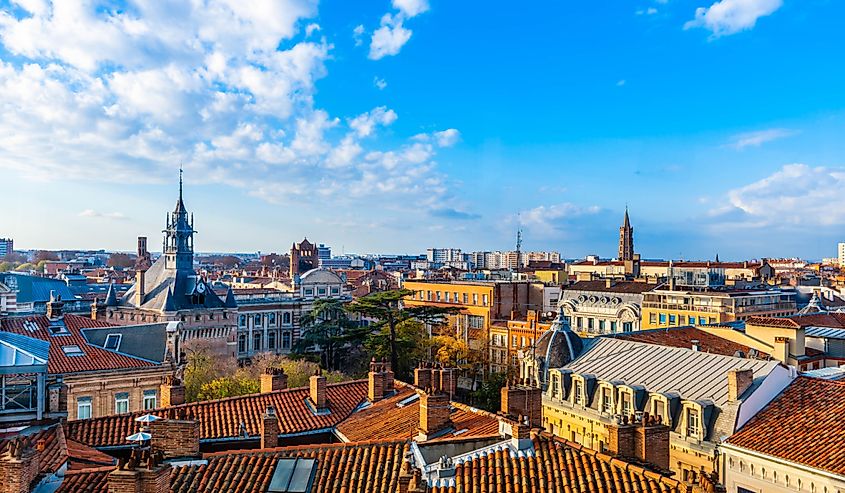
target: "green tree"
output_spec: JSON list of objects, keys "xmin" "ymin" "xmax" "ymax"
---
[
  {"xmin": 15, "ymin": 263, "xmax": 35, "ymax": 272},
  {"xmin": 432, "ymin": 335, "xmax": 470, "ymax": 368},
  {"xmin": 197, "ymin": 373, "xmax": 259, "ymax": 400},
  {"xmin": 365, "ymin": 319, "xmax": 432, "ymax": 379},
  {"xmin": 251, "ymin": 355, "xmax": 351, "ymax": 388},
  {"xmin": 0, "ymin": 261, "xmax": 15, "ymax": 272},
  {"xmin": 294, "ymin": 298, "xmax": 369, "ymax": 372},
  {"xmin": 470, "ymin": 371, "xmax": 508, "ymax": 412},
  {"xmin": 348, "ymin": 289, "xmax": 459, "ymax": 377}
]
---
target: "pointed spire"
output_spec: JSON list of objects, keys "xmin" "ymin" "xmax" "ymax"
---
[
  {"xmin": 715, "ymin": 253, "xmax": 720, "ymax": 263},
  {"xmin": 623, "ymin": 206, "xmax": 630, "ymax": 228},
  {"xmin": 104, "ymin": 282, "xmax": 118, "ymax": 306},
  {"xmin": 224, "ymin": 286, "xmax": 237, "ymax": 308},
  {"xmin": 161, "ymin": 288, "xmax": 176, "ymax": 312},
  {"xmin": 174, "ymin": 164, "xmax": 186, "ymax": 214}
]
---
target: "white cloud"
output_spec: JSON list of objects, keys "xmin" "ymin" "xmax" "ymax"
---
[
  {"xmin": 433, "ymin": 129, "xmax": 460, "ymax": 147},
  {"xmin": 369, "ymin": 14, "xmax": 412, "ymax": 60},
  {"xmin": 517, "ymin": 203, "xmax": 602, "ymax": 239},
  {"xmin": 353, "ymin": 24, "xmax": 365, "ymax": 46},
  {"xmin": 711, "ymin": 164, "xmax": 845, "ymax": 227},
  {"xmin": 392, "ymin": 0, "xmax": 430, "ymax": 18},
  {"xmin": 79, "ymin": 209, "xmax": 127, "ymax": 220},
  {"xmin": 727, "ymin": 128, "xmax": 797, "ymax": 149},
  {"xmin": 305, "ymin": 23, "xmax": 320, "ymax": 37},
  {"xmin": 0, "ymin": 1, "xmax": 458, "ymax": 215},
  {"xmin": 685, "ymin": 0, "xmax": 782, "ymax": 37},
  {"xmin": 373, "ymin": 76, "xmax": 387, "ymax": 90},
  {"xmin": 616, "ymin": 79, "xmax": 626, "ymax": 87}
]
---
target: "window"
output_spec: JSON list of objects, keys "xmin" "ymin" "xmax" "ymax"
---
[
  {"xmin": 282, "ymin": 331, "xmax": 292, "ymax": 349},
  {"xmin": 573, "ymin": 381, "xmax": 583, "ymax": 405},
  {"xmin": 621, "ymin": 392, "xmax": 632, "ymax": 416},
  {"xmin": 283, "ymin": 312, "xmax": 291, "ymax": 325},
  {"xmin": 304, "ymin": 288, "xmax": 313, "ymax": 296},
  {"xmin": 62, "ymin": 345, "xmax": 84, "ymax": 357},
  {"xmin": 115, "ymin": 392, "xmax": 129, "ymax": 414},
  {"xmin": 653, "ymin": 399, "xmax": 666, "ymax": 423},
  {"xmin": 436, "ymin": 291, "xmax": 441, "ymax": 302},
  {"xmin": 468, "ymin": 315, "xmax": 484, "ymax": 329},
  {"xmin": 669, "ymin": 314, "xmax": 677, "ymax": 325},
  {"xmin": 602, "ymin": 388, "xmax": 612, "ymax": 413},
  {"xmin": 699, "ymin": 317, "xmax": 706, "ymax": 325},
  {"xmin": 472, "ymin": 293, "xmax": 478, "ymax": 305},
  {"xmin": 649, "ymin": 313, "xmax": 657, "ymax": 324},
  {"xmin": 453, "ymin": 292, "xmax": 459, "ymax": 303},
  {"xmin": 587, "ymin": 318, "xmax": 594, "ymax": 330},
  {"xmin": 143, "ymin": 390, "xmax": 157, "ymax": 410},
  {"xmin": 482, "ymin": 294, "xmax": 489, "ymax": 306},
  {"xmin": 598, "ymin": 320, "xmax": 605, "ymax": 332},
  {"xmin": 462, "ymin": 293, "xmax": 468, "ymax": 303},
  {"xmin": 444, "ymin": 292, "xmax": 450, "ymax": 303},
  {"xmin": 254, "ymin": 314, "xmax": 262, "ymax": 326},
  {"xmin": 659, "ymin": 313, "xmax": 667, "ymax": 324},
  {"xmin": 239, "ymin": 315, "xmax": 247, "ymax": 327},
  {"xmin": 253, "ymin": 332, "xmax": 262, "ymax": 351},
  {"xmin": 689, "ymin": 316, "xmax": 696, "ymax": 325},
  {"xmin": 195, "ymin": 314, "xmax": 201, "ymax": 322},
  {"xmin": 686, "ymin": 408, "xmax": 700, "ymax": 437},
  {"xmin": 623, "ymin": 322, "xmax": 633, "ymax": 332},
  {"xmin": 269, "ymin": 313, "xmax": 277, "ymax": 326},
  {"xmin": 577, "ymin": 317, "xmax": 583, "ymax": 329},
  {"xmin": 737, "ymin": 488, "xmax": 754, "ymax": 493},
  {"xmin": 331, "ymin": 287, "xmax": 339, "ymax": 295},
  {"xmin": 317, "ymin": 287, "xmax": 326, "ymax": 296},
  {"xmin": 268, "ymin": 331, "xmax": 277, "ymax": 350},
  {"xmin": 77, "ymin": 397, "xmax": 92, "ymax": 419},
  {"xmin": 238, "ymin": 334, "xmax": 246, "ymax": 353},
  {"xmin": 104, "ymin": 334, "xmax": 121, "ymax": 351},
  {"xmin": 610, "ymin": 321, "xmax": 617, "ymax": 333}
]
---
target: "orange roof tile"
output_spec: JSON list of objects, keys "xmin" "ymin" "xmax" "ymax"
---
[
  {"xmin": 66, "ymin": 380, "xmax": 369, "ymax": 447},
  {"xmin": 54, "ymin": 466, "xmax": 112, "ymax": 493},
  {"xmin": 727, "ymin": 376, "xmax": 845, "ymax": 476},
  {"xmin": 0, "ymin": 314, "xmax": 155, "ymax": 374},
  {"xmin": 611, "ymin": 326, "xmax": 767, "ymax": 358}
]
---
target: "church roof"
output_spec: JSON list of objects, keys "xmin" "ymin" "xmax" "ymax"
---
[
  {"xmin": 103, "ymin": 283, "xmax": 118, "ymax": 306},
  {"xmin": 120, "ymin": 256, "xmax": 228, "ymax": 312}
]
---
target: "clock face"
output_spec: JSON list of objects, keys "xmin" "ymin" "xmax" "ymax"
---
[{"xmin": 196, "ymin": 282, "xmax": 206, "ymax": 294}]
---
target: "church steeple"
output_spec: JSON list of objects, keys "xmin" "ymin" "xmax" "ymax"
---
[
  {"xmin": 618, "ymin": 207, "xmax": 634, "ymax": 261},
  {"xmin": 163, "ymin": 167, "xmax": 195, "ymax": 271}
]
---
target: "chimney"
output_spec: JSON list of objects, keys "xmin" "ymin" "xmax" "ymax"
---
[
  {"xmin": 46, "ymin": 291, "xmax": 63, "ymax": 322},
  {"xmin": 606, "ymin": 415, "xmax": 636, "ymax": 459},
  {"xmin": 691, "ymin": 339, "xmax": 700, "ymax": 352},
  {"xmin": 0, "ymin": 439, "xmax": 41, "ymax": 493},
  {"xmin": 417, "ymin": 390, "xmax": 452, "ymax": 441},
  {"xmin": 414, "ymin": 365, "xmax": 433, "ymax": 390},
  {"xmin": 437, "ymin": 368, "xmax": 457, "ymax": 397},
  {"xmin": 109, "ymin": 449, "xmax": 169, "ymax": 493},
  {"xmin": 150, "ymin": 419, "xmax": 200, "ymax": 459},
  {"xmin": 605, "ymin": 278, "xmax": 613, "ymax": 289},
  {"xmin": 500, "ymin": 383, "xmax": 542, "ymax": 427},
  {"xmin": 309, "ymin": 371, "xmax": 327, "ymax": 410},
  {"xmin": 634, "ymin": 414, "xmax": 670, "ymax": 471},
  {"xmin": 773, "ymin": 336, "xmax": 790, "ymax": 363},
  {"xmin": 368, "ymin": 358, "xmax": 393, "ymax": 403},
  {"xmin": 261, "ymin": 406, "xmax": 279, "ymax": 449},
  {"xmin": 160, "ymin": 376, "xmax": 186, "ymax": 407},
  {"xmin": 511, "ymin": 417, "xmax": 533, "ymax": 451},
  {"xmin": 261, "ymin": 367, "xmax": 288, "ymax": 393},
  {"xmin": 727, "ymin": 368, "xmax": 754, "ymax": 401}
]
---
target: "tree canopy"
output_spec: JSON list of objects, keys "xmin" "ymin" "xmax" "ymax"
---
[{"xmin": 294, "ymin": 298, "xmax": 370, "ymax": 372}]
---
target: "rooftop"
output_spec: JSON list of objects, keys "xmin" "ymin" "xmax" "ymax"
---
[
  {"xmin": 564, "ymin": 279, "xmax": 659, "ymax": 294},
  {"xmin": 608, "ymin": 326, "xmax": 767, "ymax": 358}
]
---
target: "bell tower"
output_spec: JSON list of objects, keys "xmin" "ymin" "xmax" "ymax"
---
[
  {"xmin": 618, "ymin": 207, "xmax": 634, "ymax": 261},
  {"xmin": 163, "ymin": 168, "xmax": 196, "ymax": 272}
]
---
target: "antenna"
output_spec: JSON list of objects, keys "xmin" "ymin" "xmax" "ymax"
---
[
  {"xmin": 179, "ymin": 163, "xmax": 183, "ymax": 200},
  {"xmin": 515, "ymin": 213, "xmax": 523, "ymax": 271}
]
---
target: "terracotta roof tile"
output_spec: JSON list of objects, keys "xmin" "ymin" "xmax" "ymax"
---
[
  {"xmin": 727, "ymin": 376, "xmax": 845, "ymax": 476},
  {"xmin": 610, "ymin": 326, "xmax": 767, "ymax": 357},
  {"xmin": 66, "ymin": 380, "xmax": 369, "ymax": 447},
  {"xmin": 54, "ymin": 466, "xmax": 113, "ymax": 493},
  {"xmin": 0, "ymin": 314, "xmax": 155, "ymax": 374}
]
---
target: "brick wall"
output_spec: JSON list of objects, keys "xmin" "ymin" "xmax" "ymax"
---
[
  {"xmin": 500, "ymin": 385, "xmax": 542, "ymax": 427},
  {"xmin": 260, "ymin": 370, "xmax": 288, "ymax": 393},
  {"xmin": 418, "ymin": 392, "xmax": 451, "ymax": 439},
  {"xmin": 635, "ymin": 424, "xmax": 670, "ymax": 471},
  {"xmin": 727, "ymin": 368, "xmax": 754, "ymax": 401},
  {"xmin": 607, "ymin": 421, "xmax": 636, "ymax": 459},
  {"xmin": 0, "ymin": 447, "xmax": 40, "ymax": 493},
  {"xmin": 160, "ymin": 380, "xmax": 186, "ymax": 408},
  {"xmin": 261, "ymin": 409, "xmax": 279, "ymax": 449},
  {"xmin": 414, "ymin": 367, "xmax": 432, "ymax": 389},
  {"xmin": 150, "ymin": 419, "xmax": 200, "ymax": 459}
]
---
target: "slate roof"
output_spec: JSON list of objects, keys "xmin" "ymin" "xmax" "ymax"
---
[
  {"xmin": 727, "ymin": 377, "xmax": 845, "ymax": 476},
  {"xmin": 80, "ymin": 322, "xmax": 171, "ymax": 363},
  {"xmin": 0, "ymin": 314, "xmax": 156, "ymax": 374},
  {"xmin": 609, "ymin": 326, "xmax": 767, "ymax": 358},
  {"xmin": 564, "ymin": 337, "xmax": 779, "ymax": 408},
  {"xmin": 120, "ymin": 256, "xmax": 233, "ymax": 311},
  {"xmin": 66, "ymin": 380, "xmax": 370, "ymax": 447},
  {"xmin": 0, "ymin": 272, "xmax": 77, "ymax": 304},
  {"xmin": 170, "ymin": 440, "xmax": 409, "ymax": 493},
  {"xmin": 335, "ymin": 384, "xmax": 500, "ymax": 443},
  {"xmin": 430, "ymin": 435, "xmax": 684, "ymax": 493}
]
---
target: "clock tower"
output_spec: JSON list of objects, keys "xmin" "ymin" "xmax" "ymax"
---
[{"xmin": 163, "ymin": 168, "xmax": 196, "ymax": 272}]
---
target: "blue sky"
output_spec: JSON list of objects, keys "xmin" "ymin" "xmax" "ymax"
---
[{"xmin": 1, "ymin": 0, "xmax": 844, "ymax": 260}]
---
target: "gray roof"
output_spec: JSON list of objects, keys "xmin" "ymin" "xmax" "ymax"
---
[
  {"xmin": 0, "ymin": 331, "xmax": 49, "ymax": 368},
  {"xmin": 563, "ymin": 337, "xmax": 779, "ymax": 407},
  {"xmin": 805, "ymin": 326, "xmax": 845, "ymax": 340},
  {"xmin": 0, "ymin": 273, "xmax": 76, "ymax": 304},
  {"xmin": 120, "ymin": 256, "xmax": 230, "ymax": 311},
  {"xmin": 81, "ymin": 323, "xmax": 170, "ymax": 364}
]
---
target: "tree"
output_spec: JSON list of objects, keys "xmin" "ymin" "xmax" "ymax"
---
[
  {"xmin": 0, "ymin": 262, "xmax": 15, "ymax": 272},
  {"xmin": 470, "ymin": 371, "xmax": 508, "ymax": 412},
  {"xmin": 183, "ymin": 341, "xmax": 237, "ymax": 402},
  {"xmin": 107, "ymin": 253, "xmax": 135, "ymax": 268},
  {"xmin": 365, "ymin": 319, "xmax": 432, "ymax": 379},
  {"xmin": 15, "ymin": 263, "xmax": 35, "ymax": 272},
  {"xmin": 33, "ymin": 250, "xmax": 58, "ymax": 262},
  {"xmin": 197, "ymin": 373, "xmax": 259, "ymax": 400},
  {"xmin": 2, "ymin": 251, "xmax": 26, "ymax": 263},
  {"xmin": 294, "ymin": 298, "xmax": 369, "ymax": 372},
  {"xmin": 250, "ymin": 355, "xmax": 351, "ymax": 388},
  {"xmin": 432, "ymin": 335, "xmax": 469, "ymax": 368},
  {"xmin": 348, "ymin": 289, "xmax": 459, "ymax": 377}
]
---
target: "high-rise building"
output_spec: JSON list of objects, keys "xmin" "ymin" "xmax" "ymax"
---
[
  {"xmin": 317, "ymin": 244, "xmax": 331, "ymax": 265},
  {"xmin": 426, "ymin": 248, "xmax": 463, "ymax": 264},
  {"xmin": 618, "ymin": 208, "xmax": 634, "ymax": 261},
  {"xmin": 838, "ymin": 242, "xmax": 845, "ymax": 267},
  {"xmin": 0, "ymin": 237, "xmax": 13, "ymax": 258}
]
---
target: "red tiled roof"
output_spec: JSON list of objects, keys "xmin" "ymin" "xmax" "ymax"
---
[
  {"xmin": 0, "ymin": 423, "xmax": 67, "ymax": 475},
  {"xmin": 336, "ymin": 385, "xmax": 500, "ymax": 443},
  {"xmin": 169, "ymin": 440, "xmax": 409, "ymax": 493},
  {"xmin": 428, "ymin": 435, "xmax": 684, "ymax": 493},
  {"xmin": 611, "ymin": 326, "xmax": 767, "ymax": 358},
  {"xmin": 747, "ymin": 313, "xmax": 845, "ymax": 329},
  {"xmin": 0, "ymin": 314, "xmax": 155, "ymax": 374},
  {"xmin": 54, "ymin": 466, "xmax": 112, "ymax": 493},
  {"xmin": 727, "ymin": 377, "xmax": 845, "ymax": 475},
  {"xmin": 65, "ymin": 439, "xmax": 116, "ymax": 470},
  {"xmin": 66, "ymin": 380, "xmax": 370, "ymax": 447}
]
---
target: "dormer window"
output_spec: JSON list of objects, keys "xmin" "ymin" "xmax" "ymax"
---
[
  {"xmin": 653, "ymin": 399, "xmax": 666, "ymax": 423},
  {"xmin": 686, "ymin": 408, "xmax": 700, "ymax": 437},
  {"xmin": 574, "ymin": 380, "xmax": 583, "ymax": 405},
  {"xmin": 620, "ymin": 392, "xmax": 632, "ymax": 417},
  {"xmin": 104, "ymin": 334, "xmax": 121, "ymax": 351},
  {"xmin": 601, "ymin": 388, "xmax": 613, "ymax": 414}
]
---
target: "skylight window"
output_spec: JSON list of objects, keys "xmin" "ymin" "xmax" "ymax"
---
[
  {"xmin": 61, "ymin": 345, "xmax": 84, "ymax": 357},
  {"xmin": 104, "ymin": 333, "xmax": 122, "ymax": 351},
  {"xmin": 268, "ymin": 458, "xmax": 317, "ymax": 493}
]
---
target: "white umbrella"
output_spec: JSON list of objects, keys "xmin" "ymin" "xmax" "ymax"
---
[
  {"xmin": 126, "ymin": 431, "xmax": 151, "ymax": 443},
  {"xmin": 135, "ymin": 414, "xmax": 161, "ymax": 424}
]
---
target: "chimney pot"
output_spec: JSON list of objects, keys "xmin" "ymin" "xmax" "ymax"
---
[{"xmin": 310, "ymin": 373, "xmax": 327, "ymax": 410}]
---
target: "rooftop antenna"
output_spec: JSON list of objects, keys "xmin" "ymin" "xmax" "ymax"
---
[
  {"xmin": 179, "ymin": 162, "xmax": 183, "ymax": 201},
  {"xmin": 515, "ymin": 213, "xmax": 522, "ymax": 271}
]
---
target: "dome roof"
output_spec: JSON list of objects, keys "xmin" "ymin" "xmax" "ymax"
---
[{"xmin": 529, "ymin": 313, "xmax": 583, "ymax": 389}]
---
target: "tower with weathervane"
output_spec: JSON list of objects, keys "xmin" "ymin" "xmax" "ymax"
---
[{"xmin": 91, "ymin": 171, "xmax": 238, "ymax": 357}]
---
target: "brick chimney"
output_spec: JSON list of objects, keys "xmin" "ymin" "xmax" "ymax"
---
[
  {"xmin": 417, "ymin": 390, "xmax": 452, "ymax": 441},
  {"xmin": 510, "ymin": 417, "xmax": 533, "ymax": 451},
  {"xmin": 606, "ymin": 415, "xmax": 636, "ymax": 459},
  {"xmin": 634, "ymin": 414, "xmax": 670, "ymax": 471},
  {"xmin": 46, "ymin": 291, "xmax": 63, "ymax": 322},
  {"xmin": 109, "ymin": 449, "xmax": 169, "ymax": 493},
  {"xmin": 150, "ymin": 419, "xmax": 199, "ymax": 459},
  {"xmin": 261, "ymin": 406, "xmax": 279, "ymax": 449},
  {"xmin": 728, "ymin": 368, "xmax": 754, "ymax": 401},
  {"xmin": 500, "ymin": 383, "xmax": 542, "ymax": 427},
  {"xmin": 160, "ymin": 376, "xmax": 186, "ymax": 407},
  {"xmin": 0, "ymin": 439, "xmax": 41, "ymax": 493},
  {"xmin": 261, "ymin": 367, "xmax": 288, "ymax": 393},
  {"xmin": 368, "ymin": 358, "xmax": 392, "ymax": 403},
  {"xmin": 436, "ymin": 368, "xmax": 457, "ymax": 397},
  {"xmin": 414, "ymin": 365, "xmax": 433, "ymax": 390},
  {"xmin": 310, "ymin": 371, "xmax": 327, "ymax": 411}
]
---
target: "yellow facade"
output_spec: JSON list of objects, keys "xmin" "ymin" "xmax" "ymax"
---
[
  {"xmin": 641, "ymin": 288, "xmax": 796, "ymax": 330},
  {"xmin": 533, "ymin": 268, "xmax": 567, "ymax": 285}
]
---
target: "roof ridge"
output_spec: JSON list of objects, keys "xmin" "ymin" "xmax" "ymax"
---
[
  {"xmin": 202, "ymin": 438, "xmax": 409, "ymax": 458},
  {"xmin": 158, "ymin": 379, "xmax": 369, "ymax": 409}
]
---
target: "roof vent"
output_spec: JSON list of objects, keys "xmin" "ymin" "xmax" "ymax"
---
[{"xmin": 691, "ymin": 339, "xmax": 700, "ymax": 352}]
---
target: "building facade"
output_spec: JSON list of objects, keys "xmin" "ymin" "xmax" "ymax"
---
[
  {"xmin": 0, "ymin": 237, "xmax": 12, "ymax": 258},
  {"xmin": 559, "ymin": 279, "xmax": 658, "ymax": 335}
]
